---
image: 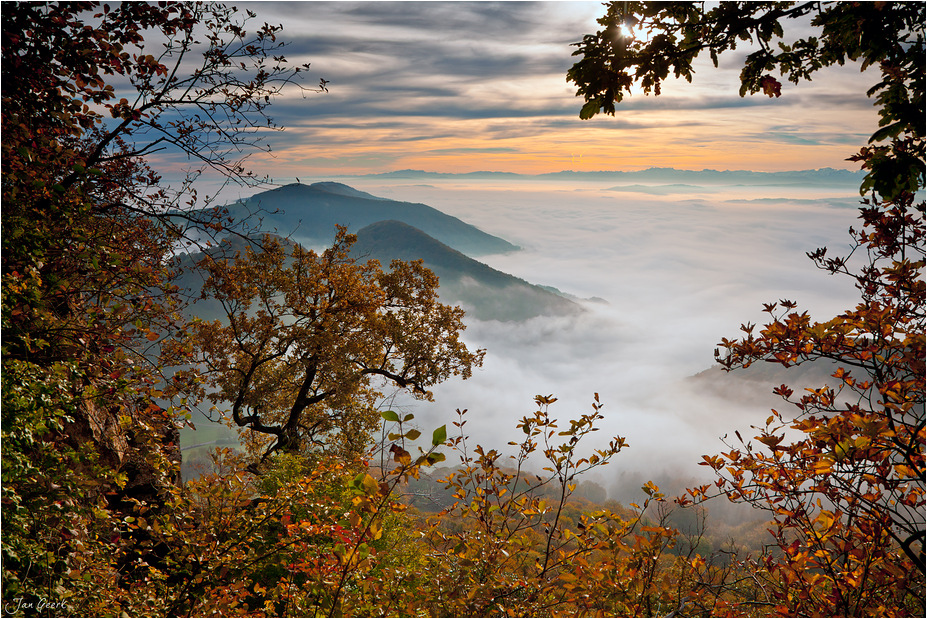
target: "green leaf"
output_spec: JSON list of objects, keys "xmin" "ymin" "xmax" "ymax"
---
[
  {"xmin": 869, "ymin": 121, "xmax": 904, "ymax": 144},
  {"xmin": 380, "ymin": 410, "xmax": 400, "ymax": 423},
  {"xmin": 405, "ymin": 428, "xmax": 421, "ymax": 441},
  {"xmin": 579, "ymin": 99, "xmax": 600, "ymax": 120},
  {"xmin": 432, "ymin": 424, "xmax": 447, "ymax": 446}
]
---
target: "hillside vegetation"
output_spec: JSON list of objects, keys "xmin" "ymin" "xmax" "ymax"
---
[{"xmin": 351, "ymin": 220, "xmax": 582, "ymax": 321}]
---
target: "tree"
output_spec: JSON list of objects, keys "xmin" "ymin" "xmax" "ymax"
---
[
  {"xmin": 1, "ymin": 1, "xmax": 324, "ymax": 610},
  {"xmin": 189, "ymin": 229, "xmax": 485, "ymax": 466},
  {"xmin": 1, "ymin": 4, "xmax": 486, "ymax": 615},
  {"xmin": 1, "ymin": 0, "xmax": 323, "ymax": 481},
  {"xmin": 570, "ymin": 2, "xmax": 924, "ymax": 615},
  {"xmin": 696, "ymin": 198, "xmax": 925, "ymax": 614}
]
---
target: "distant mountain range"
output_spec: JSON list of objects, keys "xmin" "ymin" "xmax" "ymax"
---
[
  {"xmin": 220, "ymin": 182, "xmax": 518, "ymax": 257},
  {"xmin": 351, "ymin": 220, "xmax": 580, "ymax": 321},
  {"xmin": 606, "ymin": 183, "xmax": 718, "ymax": 195},
  {"xmin": 337, "ymin": 167, "xmax": 866, "ymax": 187},
  {"xmin": 188, "ymin": 183, "xmax": 582, "ymax": 322},
  {"xmin": 687, "ymin": 358, "xmax": 842, "ymax": 412}
]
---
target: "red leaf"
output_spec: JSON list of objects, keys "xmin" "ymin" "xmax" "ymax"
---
[{"xmin": 760, "ymin": 75, "xmax": 782, "ymax": 98}]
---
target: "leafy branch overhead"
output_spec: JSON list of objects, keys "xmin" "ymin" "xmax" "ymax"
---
[{"xmin": 568, "ymin": 1, "xmax": 925, "ymax": 200}]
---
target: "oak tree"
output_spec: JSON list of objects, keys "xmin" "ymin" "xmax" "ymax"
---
[{"xmin": 190, "ymin": 229, "xmax": 485, "ymax": 466}]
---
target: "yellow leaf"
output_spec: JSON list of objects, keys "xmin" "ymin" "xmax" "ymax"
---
[{"xmin": 361, "ymin": 474, "xmax": 378, "ymax": 496}]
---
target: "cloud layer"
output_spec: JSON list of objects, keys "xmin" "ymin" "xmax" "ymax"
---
[{"xmin": 209, "ymin": 1, "xmax": 884, "ymax": 178}]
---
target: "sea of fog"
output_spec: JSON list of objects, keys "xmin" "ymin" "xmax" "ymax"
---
[{"xmin": 320, "ymin": 176, "xmax": 865, "ymax": 499}]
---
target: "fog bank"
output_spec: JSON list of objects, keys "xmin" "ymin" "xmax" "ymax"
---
[{"xmin": 348, "ymin": 177, "xmax": 863, "ymax": 498}]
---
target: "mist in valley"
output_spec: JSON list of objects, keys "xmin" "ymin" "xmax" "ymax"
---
[{"xmin": 322, "ymin": 176, "xmax": 865, "ymax": 508}]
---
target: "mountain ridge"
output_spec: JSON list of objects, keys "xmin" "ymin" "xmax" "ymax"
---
[
  {"xmin": 221, "ymin": 182, "xmax": 518, "ymax": 257},
  {"xmin": 323, "ymin": 167, "xmax": 865, "ymax": 186},
  {"xmin": 351, "ymin": 220, "xmax": 582, "ymax": 322}
]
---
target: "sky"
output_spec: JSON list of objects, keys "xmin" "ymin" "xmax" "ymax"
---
[{"xmin": 226, "ymin": 0, "xmax": 883, "ymax": 179}]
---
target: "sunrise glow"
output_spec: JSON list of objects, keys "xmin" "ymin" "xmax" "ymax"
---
[{"xmin": 166, "ymin": 1, "xmax": 882, "ymax": 182}]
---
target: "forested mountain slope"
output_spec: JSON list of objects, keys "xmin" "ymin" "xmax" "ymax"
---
[
  {"xmin": 221, "ymin": 182, "xmax": 518, "ymax": 256},
  {"xmin": 351, "ymin": 220, "xmax": 581, "ymax": 321}
]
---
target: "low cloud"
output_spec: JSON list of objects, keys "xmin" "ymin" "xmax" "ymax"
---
[{"xmin": 344, "ymin": 178, "xmax": 864, "ymax": 495}]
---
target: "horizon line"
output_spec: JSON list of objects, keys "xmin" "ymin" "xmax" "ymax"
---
[{"xmin": 303, "ymin": 166, "xmax": 867, "ymax": 179}]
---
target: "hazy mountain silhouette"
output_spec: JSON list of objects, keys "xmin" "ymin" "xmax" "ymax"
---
[
  {"xmin": 351, "ymin": 220, "xmax": 581, "ymax": 322},
  {"xmin": 180, "ymin": 183, "xmax": 583, "ymax": 322},
  {"xmin": 221, "ymin": 182, "xmax": 518, "ymax": 256},
  {"xmin": 352, "ymin": 167, "xmax": 865, "ymax": 187},
  {"xmin": 687, "ymin": 358, "xmax": 843, "ymax": 411}
]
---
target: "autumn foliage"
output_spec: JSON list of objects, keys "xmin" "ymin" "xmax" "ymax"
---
[
  {"xmin": 2, "ymin": 1, "xmax": 924, "ymax": 618},
  {"xmin": 189, "ymin": 229, "xmax": 483, "ymax": 467},
  {"xmin": 696, "ymin": 186, "xmax": 925, "ymax": 615}
]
